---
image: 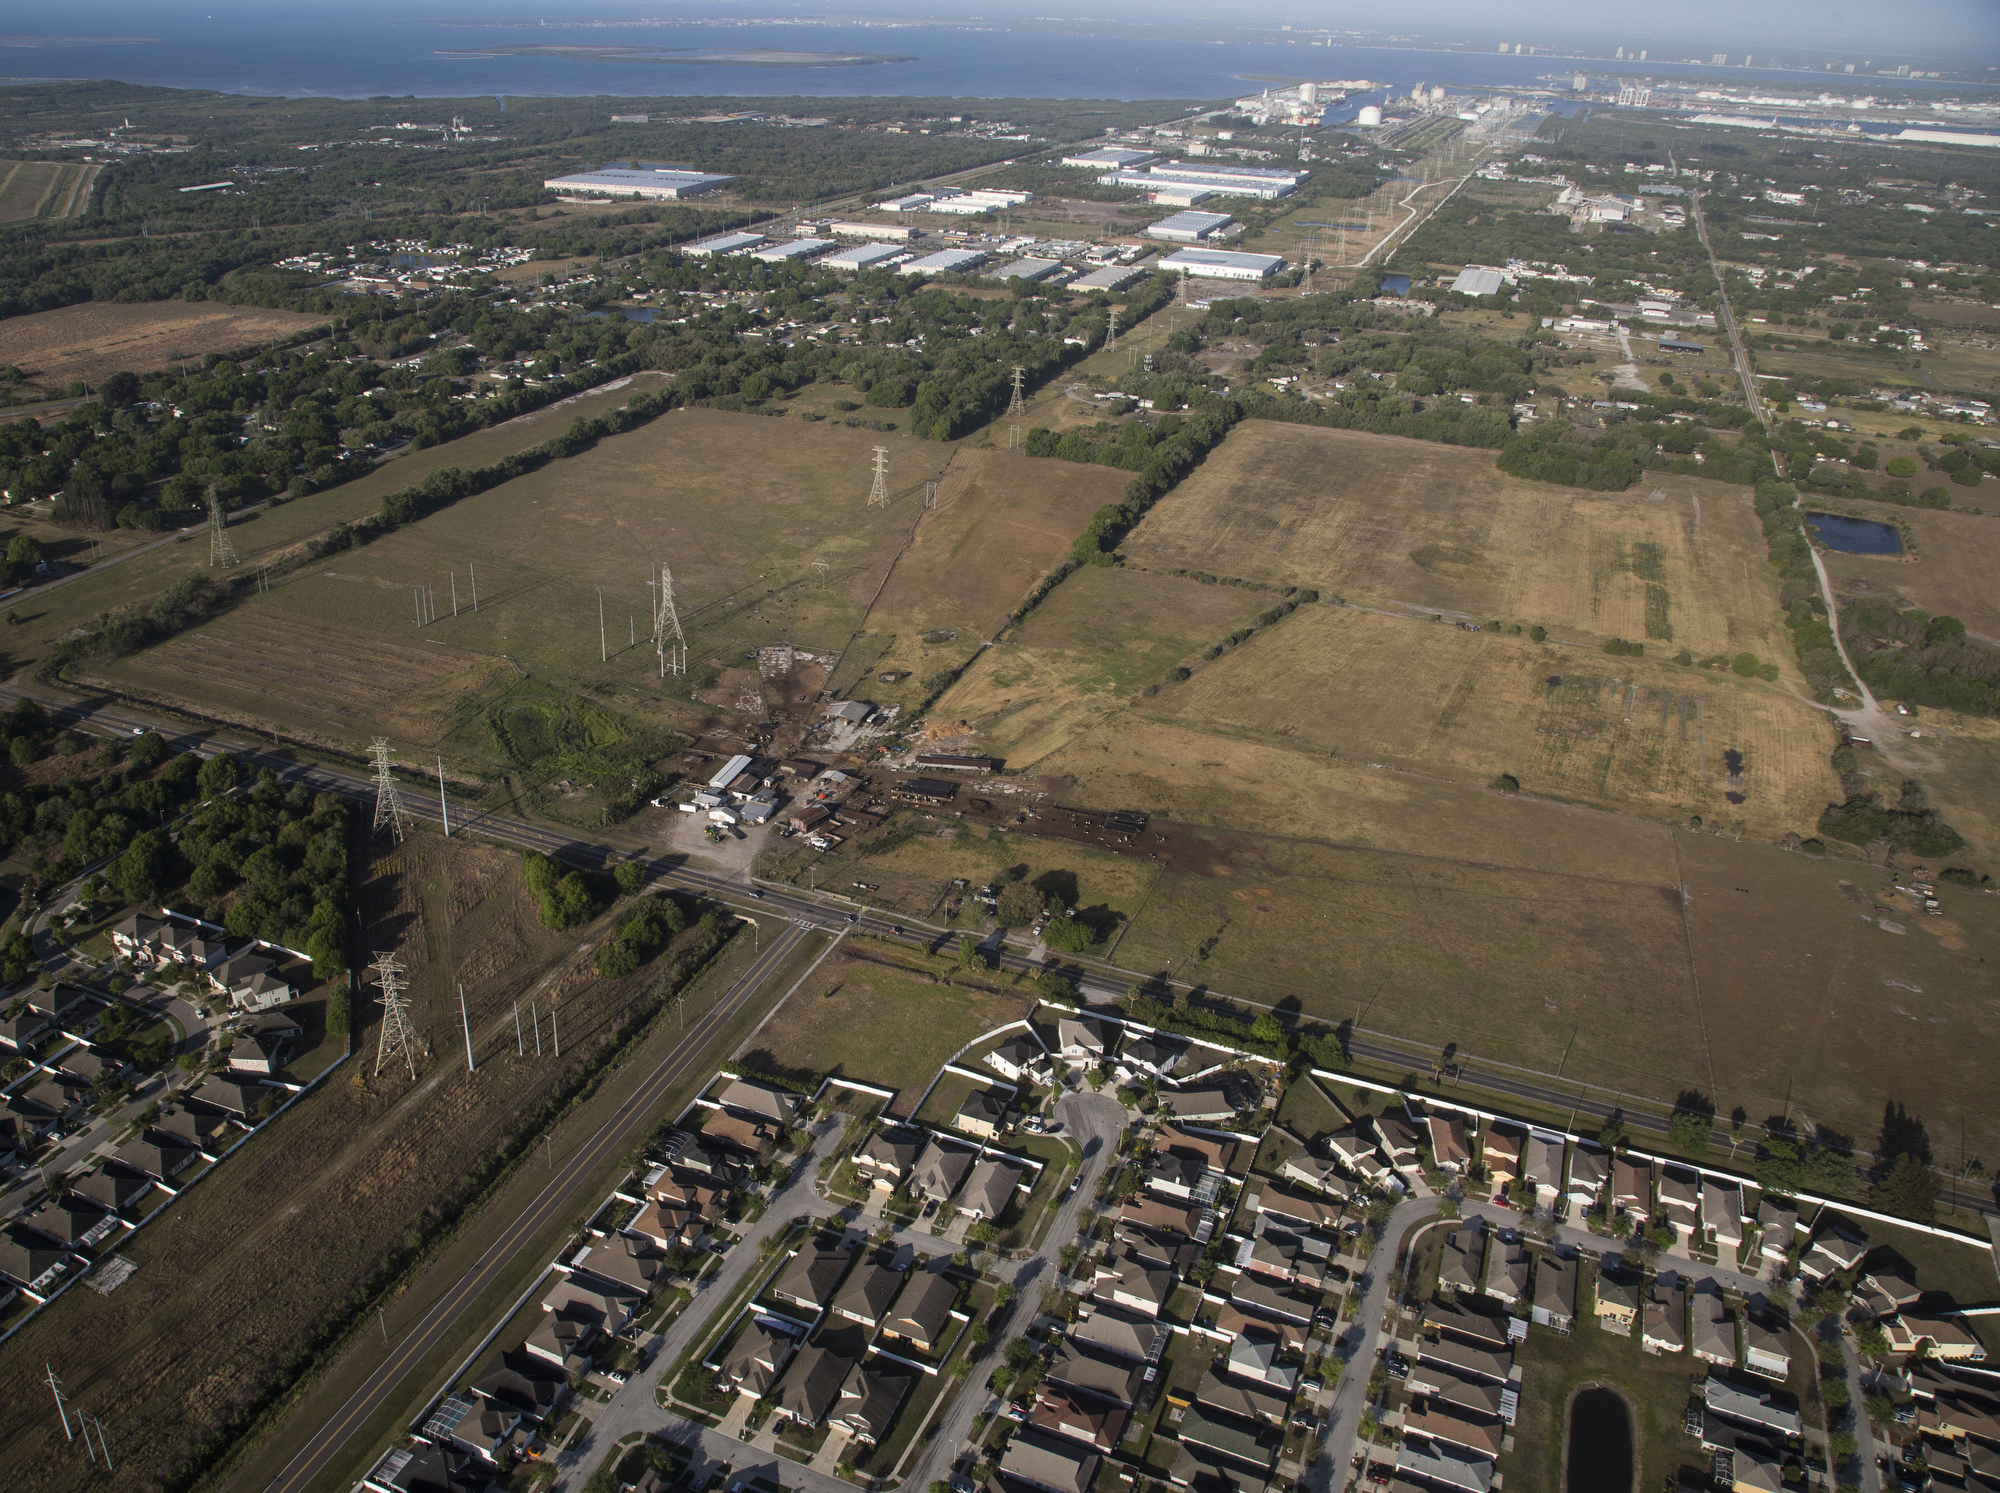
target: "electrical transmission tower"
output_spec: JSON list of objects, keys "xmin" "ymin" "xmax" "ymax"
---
[
  {"xmin": 866, "ymin": 446, "xmax": 890, "ymax": 509},
  {"xmin": 1303, "ymin": 230, "xmax": 1320, "ymax": 294},
  {"xmin": 810, "ymin": 556, "xmax": 830, "ymax": 580},
  {"xmin": 208, "ymin": 492, "xmax": 238, "ymax": 568},
  {"xmin": 1007, "ymin": 366, "xmax": 1026, "ymax": 450},
  {"xmin": 1106, "ymin": 306, "xmax": 1119, "ymax": 347},
  {"xmin": 652, "ymin": 563, "xmax": 687, "ymax": 676},
  {"xmin": 370, "ymin": 738, "xmax": 410, "ymax": 842},
  {"xmin": 370, "ymin": 951, "xmax": 419, "ymax": 1079}
]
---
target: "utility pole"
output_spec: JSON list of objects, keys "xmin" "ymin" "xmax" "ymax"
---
[
  {"xmin": 514, "ymin": 999, "xmax": 523, "ymax": 1056},
  {"xmin": 551, "ymin": 1005, "xmax": 560, "ymax": 1058},
  {"xmin": 451, "ymin": 572, "xmax": 458, "ymax": 616},
  {"xmin": 44, "ymin": 1365, "xmax": 73, "ymax": 1441},
  {"xmin": 437, "ymin": 757, "xmax": 450, "ymax": 837},
  {"xmin": 470, "ymin": 562, "xmax": 478, "ymax": 611},
  {"xmin": 598, "ymin": 587, "xmax": 606, "ymax": 662},
  {"xmin": 459, "ymin": 984, "xmax": 475, "ymax": 1073},
  {"xmin": 531, "ymin": 999, "xmax": 542, "ymax": 1057}
]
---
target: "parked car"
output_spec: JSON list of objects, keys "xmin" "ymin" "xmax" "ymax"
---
[
  {"xmin": 923, "ymin": 1199, "xmax": 939, "ymax": 1218},
  {"xmin": 845, "ymin": 912, "xmax": 859, "ymax": 923},
  {"xmin": 1300, "ymin": 1377, "xmax": 1323, "ymax": 1394}
]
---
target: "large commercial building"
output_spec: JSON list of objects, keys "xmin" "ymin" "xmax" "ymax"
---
[
  {"xmin": 996, "ymin": 257, "xmax": 1062, "ymax": 281},
  {"xmin": 901, "ymin": 249, "xmax": 988, "ymax": 276},
  {"xmin": 926, "ymin": 188, "xmax": 1034, "ymax": 216},
  {"xmin": 1159, "ymin": 248, "xmax": 1285, "ymax": 281},
  {"xmin": 750, "ymin": 239, "xmax": 835, "ymax": 262},
  {"xmin": 1071, "ymin": 264, "xmax": 1153, "ymax": 292},
  {"xmin": 681, "ymin": 231, "xmax": 765, "ymax": 257},
  {"xmin": 1101, "ymin": 161, "xmax": 1301, "ymax": 202},
  {"xmin": 829, "ymin": 222, "xmax": 917, "ymax": 241},
  {"xmin": 1145, "ymin": 210, "xmax": 1233, "ymax": 243},
  {"xmin": 824, "ymin": 241, "xmax": 906, "ymax": 270},
  {"xmin": 1061, "ymin": 147, "xmax": 1160, "ymax": 170},
  {"xmin": 874, "ymin": 193, "xmax": 934, "ymax": 212},
  {"xmin": 543, "ymin": 166, "xmax": 734, "ymax": 200}
]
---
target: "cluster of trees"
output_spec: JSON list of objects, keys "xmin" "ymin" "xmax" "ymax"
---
[
  {"xmin": 0, "ymin": 706, "xmax": 203, "ymax": 882},
  {"xmin": 165, "ymin": 758, "xmax": 350, "ymax": 975},
  {"xmin": 523, "ymin": 850, "xmax": 611, "ymax": 930},
  {"xmin": 1818, "ymin": 777, "xmax": 1965, "ymax": 857},
  {"xmin": 1749, "ymin": 481, "xmax": 1857, "ymax": 705},
  {"xmin": 593, "ymin": 890, "xmax": 691, "ymax": 978},
  {"xmin": 1842, "ymin": 602, "xmax": 1997, "ymax": 716},
  {"xmin": 1121, "ymin": 987, "xmax": 1346, "ymax": 1072}
]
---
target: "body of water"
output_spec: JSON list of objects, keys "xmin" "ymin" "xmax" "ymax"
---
[
  {"xmin": 5, "ymin": 2, "xmax": 1976, "ymax": 103},
  {"xmin": 1566, "ymin": 1387, "xmax": 1635, "ymax": 1493},
  {"xmin": 1808, "ymin": 512, "xmax": 1904, "ymax": 554}
]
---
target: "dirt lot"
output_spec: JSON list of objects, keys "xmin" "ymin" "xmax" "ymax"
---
[
  {"xmin": 0, "ymin": 827, "xmax": 714, "ymax": 1493},
  {"xmin": 740, "ymin": 946, "xmax": 1033, "ymax": 1114},
  {"xmin": 1120, "ymin": 421, "xmax": 1794, "ymax": 666},
  {"xmin": 1822, "ymin": 505, "xmax": 2000, "ymax": 644},
  {"xmin": 1140, "ymin": 603, "xmax": 1843, "ymax": 839},
  {"xmin": 0, "ymin": 300, "xmax": 329, "ymax": 389}
]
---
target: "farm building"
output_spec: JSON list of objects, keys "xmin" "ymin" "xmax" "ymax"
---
[{"xmin": 895, "ymin": 778, "xmax": 957, "ymax": 804}]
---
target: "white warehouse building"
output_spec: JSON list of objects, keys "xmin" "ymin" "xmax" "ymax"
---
[
  {"xmin": 1146, "ymin": 210, "xmax": 1234, "ymax": 242},
  {"xmin": 543, "ymin": 166, "xmax": 734, "ymax": 200},
  {"xmin": 1159, "ymin": 248, "xmax": 1286, "ymax": 281}
]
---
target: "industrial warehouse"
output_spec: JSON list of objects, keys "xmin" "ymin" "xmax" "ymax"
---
[{"xmin": 542, "ymin": 164, "xmax": 735, "ymax": 200}]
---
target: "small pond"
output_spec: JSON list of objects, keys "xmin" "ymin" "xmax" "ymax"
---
[
  {"xmin": 582, "ymin": 307, "xmax": 658, "ymax": 324},
  {"xmin": 1378, "ymin": 273, "xmax": 1413, "ymax": 297},
  {"xmin": 1807, "ymin": 512, "xmax": 1902, "ymax": 555},
  {"xmin": 1566, "ymin": 1387, "xmax": 1634, "ymax": 1493}
]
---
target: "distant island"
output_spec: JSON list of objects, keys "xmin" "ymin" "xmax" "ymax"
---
[{"xmin": 433, "ymin": 43, "xmax": 914, "ymax": 68}]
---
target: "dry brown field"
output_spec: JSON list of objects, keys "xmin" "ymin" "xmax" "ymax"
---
[
  {"xmin": 741, "ymin": 948, "xmax": 1033, "ymax": 1114},
  {"xmin": 95, "ymin": 609, "xmax": 514, "ymax": 750},
  {"xmin": 0, "ymin": 828, "xmax": 709, "ymax": 1493},
  {"xmin": 0, "ymin": 160, "xmax": 63, "ymax": 222},
  {"xmin": 847, "ymin": 446, "xmax": 1135, "ymax": 705},
  {"xmin": 0, "ymin": 300, "xmax": 329, "ymax": 389},
  {"xmin": 1138, "ymin": 605, "xmax": 1843, "ymax": 838},
  {"xmin": 1121, "ymin": 421, "xmax": 1792, "ymax": 666},
  {"xmin": 1821, "ymin": 505, "xmax": 2000, "ymax": 643},
  {"xmin": 933, "ymin": 567, "xmax": 1269, "ymax": 766}
]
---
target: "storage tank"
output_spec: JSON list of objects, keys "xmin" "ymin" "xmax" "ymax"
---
[
  {"xmin": 1430, "ymin": 84, "xmax": 1446, "ymax": 103},
  {"xmin": 1357, "ymin": 105, "xmax": 1383, "ymax": 127},
  {"xmin": 1299, "ymin": 82, "xmax": 1318, "ymax": 104}
]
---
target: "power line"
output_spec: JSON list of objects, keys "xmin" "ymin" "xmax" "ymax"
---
[
  {"xmin": 208, "ymin": 491, "xmax": 238, "ymax": 568},
  {"xmin": 652, "ymin": 563, "xmax": 687, "ymax": 676},
  {"xmin": 866, "ymin": 445, "xmax": 890, "ymax": 508},
  {"xmin": 371, "ymin": 951, "xmax": 418, "ymax": 1079},
  {"xmin": 370, "ymin": 738, "xmax": 410, "ymax": 842}
]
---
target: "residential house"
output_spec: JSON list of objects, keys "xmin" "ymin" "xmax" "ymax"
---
[
  {"xmin": 1405, "ymin": 1400, "xmax": 1504, "ymax": 1460},
  {"xmin": 831, "ymin": 1260, "xmax": 904, "ymax": 1328},
  {"xmin": 1100, "ymin": 1254, "xmax": 1174, "ymax": 1318},
  {"xmin": 571, "ymin": 1236, "xmax": 663, "ymax": 1299},
  {"xmin": 1374, "ymin": 1115, "xmax": 1422, "ymax": 1173},
  {"xmin": 770, "ymin": 1240, "xmax": 850, "ymax": 1311},
  {"xmin": 470, "ymin": 1347, "xmax": 569, "ymax": 1424},
  {"xmin": 1425, "ymin": 1300, "xmax": 1513, "ymax": 1351},
  {"xmin": 211, "ymin": 950, "xmax": 292, "ymax": 1011},
  {"xmin": 1855, "ymin": 1262, "xmax": 1921, "ymax": 1319},
  {"xmin": 541, "ymin": 1279, "xmax": 638, "ymax": 1338},
  {"xmin": 1799, "ymin": 1226, "xmax": 1868, "ymax": 1284},
  {"xmin": 0, "ymin": 1006, "xmax": 53, "ymax": 1052},
  {"xmin": 1226, "ymin": 1274, "xmax": 1318, "ymax": 1329},
  {"xmin": 1611, "ymin": 1156, "xmax": 1652, "ymax": 1216},
  {"xmin": 1484, "ymin": 1243, "xmax": 1531, "ymax": 1308},
  {"xmin": 1532, "ymin": 1252, "xmax": 1577, "ymax": 1333},
  {"xmin": 1056, "ymin": 1018, "xmax": 1115, "ymax": 1067},
  {"xmin": 228, "ymin": 1028, "xmax": 292, "ymax": 1076},
  {"xmin": 1425, "ymin": 1112, "xmax": 1471, "ymax": 1173},
  {"xmin": 1239, "ymin": 1228, "xmax": 1332, "ymax": 1290},
  {"xmin": 1644, "ymin": 1279, "xmax": 1688, "ymax": 1355},
  {"xmin": 1119, "ymin": 1035, "xmax": 1186, "ymax": 1079},
  {"xmin": 72, "ymin": 1160, "xmax": 154, "ymax": 1215},
  {"xmin": 110, "ymin": 911, "xmax": 168, "ymax": 964},
  {"xmin": 1324, "ymin": 1127, "xmax": 1391, "ymax": 1186},
  {"xmin": 1520, "ymin": 1132, "xmax": 1564, "ymax": 1209},
  {"xmin": 1177, "ymin": 1405, "xmax": 1279, "ymax": 1475},
  {"xmin": 1756, "ymin": 1198, "xmax": 1796, "ymax": 1267},
  {"xmin": 1225, "ymin": 1332, "xmax": 1297, "ymax": 1392},
  {"xmin": 525, "ymin": 1302, "xmax": 600, "ymax": 1370},
  {"xmin": 1122, "ymin": 1195, "xmax": 1203, "ymax": 1236},
  {"xmin": 1658, "ymin": 1167, "xmax": 1702, "ymax": 1239},
  {"xmin": 720, "ymin": 1321, "xmax": 796, "ymax": 1396},
  {"xmin": 1567, "ymin": 1146, "xmax": 1609, "ymax": 1214},
  {"xmin": 700, "ymin": 1110, "xmax": 775, "ymax": 1160},
  {"xmin": 1031, "ymin": 1383, "xmax": 1129, "ymax": 1452},
  {"xmin": 1705, "ymin": 1420, "xmax": 1786, "ymax": 1493},
  {"xmin": 1196, "ymin": 1369, "xmax": 1290, "ymax": 1425},
  {"xmin": 1481, "ymin": 1130, "xmax": 1521, "ymax": 1193},
  {"xmin": 1070, "ymin": 1306, "xmax": 1163, "ymax": 1363},
  {"xmin": 716, "ymin": 1077, "xmax": 801, "ymax": 1129},
  {"xmin": 1252, "ymin": 1186, "xmax": 1344, "ymax": 1233},
  {"xmin": 1595, "ymin": 1271, "xmax": 1641, "ymax": 1334},
  {"xmin": 1279, "ymin": 1150, "xmax": 1349, "ymax": 1198},
  {"xmin": 853, "ymin": 1128, "xmax": 921, "ymax": 1191},
  {"xmin": 1001, "ymin": 1425, "xmax": 1102, "ymax": 1493},
  {"xmin": 116, "ymin": 1129, "xmax": 200, "ymax": 1181},
  {"xmin": 24, "ymin": 1195, "xmax": 114, "ymax": 1250},
  {"xmin": 193, "ymin": 1070, "xmax": 272, "ymax": 1117},
  {"xmin": 1416, "ymin": 1333, "xmax": 1514, "ymax": 1386},
  {"xmin": 831, "ymin": 1363, "xmax": 910, "ymax": 1445},
  {"xmin": 1691, "ymin": 1285, "xmax": 1737, "ymax": 1367},
  {"xmin": 1156, "ymin": 1087, "xmax": 1239, "ymax": 1123},
  {"xmin": 1704, "ymin": 1180, "xmax": 1747, "ymax": 1254},
  {"xmin": 5, "ymin": 1090, "xmax": 60, "ymax": 1143},
  {"xmin": 882, "ymin": 1271, "xmax": 959, "ymax": 1353},
  {"xmin": 1405, "ymin": 1364, "xmax": 1507, "ymax": 1423},
  {"xmin": 986, "ymin": 1037, "xmax": 1054, "ymax": 1086},
  {"xmin": 1148, "ymin": 1150, "xmax": 1210, "ymax": 1203},
  {"xmin": 772, "ymin": 1345, "xmax": 853, "ymax": 1427},
  {"xmin": 1050, "ymin": 1341, "xmax": 1147, "ymax": 1405},
  {"xmin": 953, "ymin": 1089, "xmax": 1011, "ymax": 1141},
  {"xmin": 419, "ymin": 1391, "xmax": 517, "ymax": 1468},
  {"xmin": 1885, "ymin": 1311, "xmax": 1989, "ymax": 1362},
  {"xmin": 0, "ymin": 1224, "xmax": 66, "ymax": 1294},
  {"xmin": 908, "ymin": 1140, "xmax": 973, "ymax": 1203},
  {"xmin": 358, "ymin": 1441, "xmax": 493, "ymax": 1493},
  {"xmin": 1703, "ymin": 1377, "xmax": 1802, "ymax": 1440},
  {"xmin": 27, "ymin": 984, "xmax": 88, "ymax": 1021},
  {"xmin": 1439, "ymin": 1220, "xmax": 1485, "ymax": 1295},
  {"xmin": 1395, "ymin": 1436, "xmax": 1495, "ymax": 1493},
  {"xmin": 958, "ymin": 1160, "xmax": 1022, "ymax": 1222}
]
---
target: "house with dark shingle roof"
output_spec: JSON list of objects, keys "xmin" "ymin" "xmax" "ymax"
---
[
  {"xmin": 831, "ymin": 1259, "xmax": 904, "ymax": 1328},
  {"xmin": 772, "ymin": 1345, "xmax": 853, "ymax": 1427},
  {"xmin": 909, "ymin": 1139, "xmax": 974, "ymax": 1202},
  {"xmin": 770, "ymin": 1240, "xmax": 850, "ymax": 1311},
  {"xmin": 957, "ymin": 1159, "xmax": 1021, "ymax": 1221},
  {"xmin": 720, "ymin": 1321, "xmax": 797, "ymax": 1397},
  {"xmin": 882, "ymin": 1271, "xmax": 959, "ymax": 1353},
  {"xmin": 832, "ymin": 1362, "xmax": 910, "ymax": 1445}
]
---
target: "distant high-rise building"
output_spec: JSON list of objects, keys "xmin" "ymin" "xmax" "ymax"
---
[
  {"xmin": 1845, "ymin": 63, "xmax": 1855, "ymax": 73},
  {"xmin": 1498, "ymin": 41, "xmax": 1509, "ymax": 53},
  {"xmin": 1615, "ymin": 46, "xmax": 1625, "ymax": 59},
  {"xmin": 1639, "ymin": 50, "xmax": 1647, "ymax": 61},
  {"xmin": 1712, "ymin": 53, "xmax": 1728, "ymax": 65},
  {"xmin": 1573, "ymin": 73, "xmax": 1588, "ymax": 91}
]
